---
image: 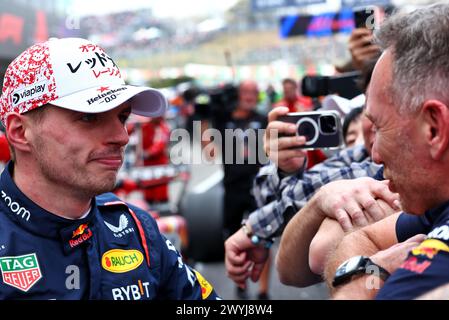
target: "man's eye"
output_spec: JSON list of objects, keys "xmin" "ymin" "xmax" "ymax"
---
[
  {"xmin": 80, "ymin": 114, "xmax": 98, "ymax": 122},
  {"xmin": 119, "ymin": 113, "xmax": 130, "ymax": 124}
]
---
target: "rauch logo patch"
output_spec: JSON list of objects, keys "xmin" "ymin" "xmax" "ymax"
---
[{"xmin": 102, "ymin": 249, "xmax": 143, "ymax": 273}]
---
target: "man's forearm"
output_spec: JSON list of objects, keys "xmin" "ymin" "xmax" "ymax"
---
[
  {"xmin": 324, "ymin": 229, "xmax": 381, "ymax": 291},
  {"xmin": 309, "ymin": 219, "xmax": 345, "ymax": 275},
  {"xmin": 277, "ymin": 195, "xmax": 325, "ymax": 287},
  {"xmin": 324, "ymin": 212, "xmax": 401, "ymax": 296},
  {"xmin": 333, "ymin": 275, "xmax": 384, "ymax": 300}
]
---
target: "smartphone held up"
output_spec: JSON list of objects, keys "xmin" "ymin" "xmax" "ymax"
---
[
  {"xmin": 353, "ymin": 5, "xmax": 384, "ymax": 30},
  {"xmin": 278, "ymin": 111, "xmax": 343, "ymax": 150}
]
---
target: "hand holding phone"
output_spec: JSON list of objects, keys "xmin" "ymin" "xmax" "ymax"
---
[
  {"xmin": 349, "ymin": 25, "xmax": 382, "ymax": 70},
  {"xmin": 265, "ymin": 107, "xmax": 309, "ymax": 173}
]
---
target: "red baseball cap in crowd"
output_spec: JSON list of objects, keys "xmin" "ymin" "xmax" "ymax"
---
[{"xmin": 0, "ymin": 37, "xmax": 167, "ymax": 126}]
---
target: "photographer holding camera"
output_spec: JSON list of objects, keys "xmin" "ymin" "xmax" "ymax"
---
[{"xmin": 204, "ymin": 80, "xmax": 271, "ymax": 299}]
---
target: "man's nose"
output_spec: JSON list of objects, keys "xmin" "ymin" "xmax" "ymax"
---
[
  {"xmin": 106, "ymin": 119, "xmax": 129, "ymax": 146},
  {"xmin": 371, "ymin": 143, "xmax": 382, "ymax": 164}
]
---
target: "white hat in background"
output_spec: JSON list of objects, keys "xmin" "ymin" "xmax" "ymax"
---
[{"xmin": 321, "ymin": 94, "xmax": 366, "ymax": 118}]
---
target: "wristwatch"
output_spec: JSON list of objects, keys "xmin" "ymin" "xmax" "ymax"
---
[
  {"xmin": 332, "ymin": 255, "xmax": 390, "ymax": 287},
  {"xmin": 241, "ymin": 220, "xmax": 274, "ymax": 249}
]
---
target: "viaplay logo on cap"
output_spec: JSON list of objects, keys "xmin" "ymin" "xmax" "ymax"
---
[{"xmin": 11, "ymin": 80, "xmax": 50, "ymax": 107}]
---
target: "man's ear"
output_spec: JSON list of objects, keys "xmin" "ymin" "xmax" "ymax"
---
[
  {"xmin": 5, "ymin": 113, "xmax": 32, "ymax": 153},
  {"xmin": 421, "ymin": 100, "xmax": 449, "ymax": 160}
]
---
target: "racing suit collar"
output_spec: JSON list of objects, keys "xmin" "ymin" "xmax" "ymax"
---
[
  {"xmin": 0, "ymin": 161, "xmax": 97, "ymax": 240},
  {"xmin": 424, "ymin": 199, "xmax": 449, "ymax": 226}
]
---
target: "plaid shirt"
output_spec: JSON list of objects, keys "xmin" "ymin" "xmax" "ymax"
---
[{"xmin": 248, "ymin": 144, "xmax": 383, "ymax": 239}]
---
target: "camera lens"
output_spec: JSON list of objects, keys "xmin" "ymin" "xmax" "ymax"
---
[
  {"xmin": 297, "ymin": 118, "xmax": 318, "ymax": 145},
  {"xmin": 298, "ymin": 122, "xmax": 315, "ymax": 141},
  {"xmin": 319, "ymin": 115, "xmax": 337, "ymax": 134}
]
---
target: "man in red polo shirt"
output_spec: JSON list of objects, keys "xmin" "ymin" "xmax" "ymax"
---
[{"xmin": 274, "ymin": 78, "xmax": 312, "ymax": 113}]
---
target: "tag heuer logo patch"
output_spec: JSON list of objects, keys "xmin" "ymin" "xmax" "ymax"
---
[{"xmin": 0, "ymin": 253, "xmax": 42, "ymax": 292}]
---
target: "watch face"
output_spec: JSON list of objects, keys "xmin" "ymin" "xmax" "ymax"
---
[{"xmin": 336, "ymin": 256, "xmax": 364, "ymax": 277}]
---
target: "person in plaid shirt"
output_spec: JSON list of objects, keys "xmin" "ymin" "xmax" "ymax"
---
[{"xmin": 225, "ymin": 104, "xmax": 382, "ymax": 288}]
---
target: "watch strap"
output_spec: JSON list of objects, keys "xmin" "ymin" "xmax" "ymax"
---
[
  {"xmin": 332, "ymin": 256, "xmax": 390, "ymax": 287},
  {"xmin": 365, "ymin": 258, "xmax": 390, "ymax": 282}
]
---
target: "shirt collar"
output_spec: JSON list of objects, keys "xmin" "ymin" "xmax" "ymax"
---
[
  {"xmin": 425, "ymin": 199, "xmax": 449, "ymax": 226},
  {"xmin": 0, "ymin": 161, "xmax": 97, "ymax": 240}
]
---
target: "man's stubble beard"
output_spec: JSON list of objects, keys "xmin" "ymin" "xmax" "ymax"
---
[{"xmin": 32, "ymin": 136, "xmax": 117, "ymax": 198}]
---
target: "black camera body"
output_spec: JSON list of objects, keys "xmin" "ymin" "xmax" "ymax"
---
[
  {"xmin": 301, "ymin": 71, "xmax": 362, "ymax": 100},
  {"xmin": 278, "ymin": 111, "xmax": 343, "ymax": 150},
  {"xmin": 208, "ymin": 84, "xmax": 239, "ymax": 114},
  {"xmin": 193, "ymin": 84, "xmax": 239, "ymax": 119}
]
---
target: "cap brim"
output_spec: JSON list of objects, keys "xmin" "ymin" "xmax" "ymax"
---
[
  {"xmin": 50, "ymin": 84, "xmax": 167, "ymax": 117},
  {"xmin": 321, "ymin": 95, "xmax": 352, "ymax": 116}
]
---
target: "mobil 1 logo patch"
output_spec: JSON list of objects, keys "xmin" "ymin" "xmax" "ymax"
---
[{"xmin": 87, "ymin": 86, "xmax": 128, "ymax": 106}]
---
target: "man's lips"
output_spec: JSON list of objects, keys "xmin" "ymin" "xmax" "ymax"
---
[{"xmin": 91, "ymin": 156, "xmax": 123, "ymax": 168}]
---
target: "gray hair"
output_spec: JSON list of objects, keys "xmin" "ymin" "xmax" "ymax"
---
[{"xmin": 374, "ymin": 3, "xmax": 449, "ymax": 114}]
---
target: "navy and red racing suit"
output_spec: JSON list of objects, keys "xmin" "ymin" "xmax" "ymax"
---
[
  {"xmin": 0, "ymin": 162, "xmax": 219, "ymax": 300},
  {"xmin": 376, "ymin": 200, "xmax": 449, "ymax": 300}
]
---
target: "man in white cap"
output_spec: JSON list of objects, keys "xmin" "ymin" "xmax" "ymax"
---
[{"xmin": 0, "ymin": 38, "xmax": 219, "ymax": 300}]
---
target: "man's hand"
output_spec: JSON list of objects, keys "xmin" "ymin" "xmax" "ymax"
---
[
  {"xmin": 370, "ymin": 234, "xmax": 427, "ymax": 274},
  {"xmin": 349, "ymin": 28, "xmax": 382, "ymax": 70},
  {"xmin": 224, "ymin": 227, "xmax": 269, "ymax": 289},
  {"xmin": 263, "ymin": 107, "xmax": 307, "ymax": 174},
  {"xmin": 314, "ymin": 177, "xmax": 401, "ymax": 232}
]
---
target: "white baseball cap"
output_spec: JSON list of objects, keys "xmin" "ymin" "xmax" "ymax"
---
[
  {"xmin": 321, "ymin": 94, "xmax": 366, "ymax": 118},
  {"xmin": 0, "ymin": 37, "xmax": 167, "ymax": 125}
]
